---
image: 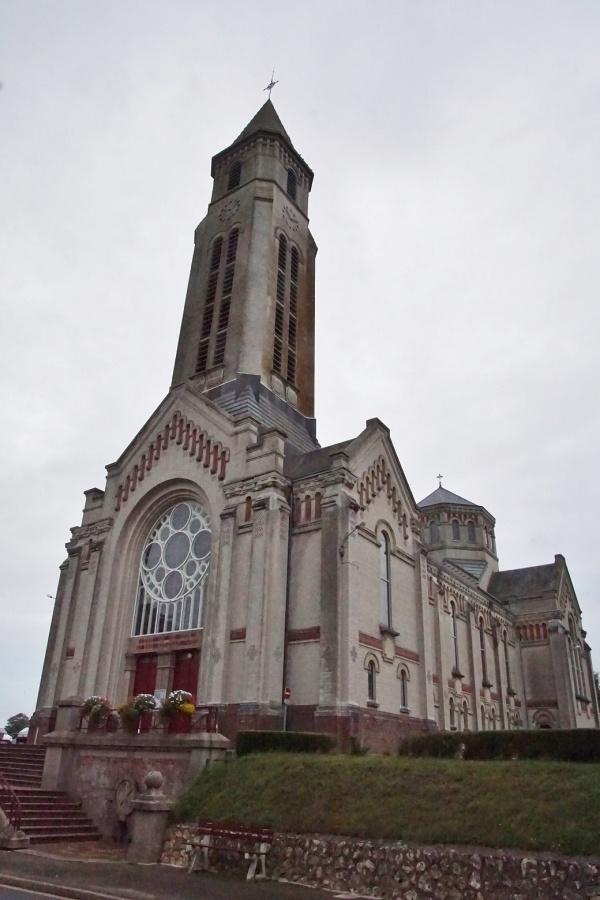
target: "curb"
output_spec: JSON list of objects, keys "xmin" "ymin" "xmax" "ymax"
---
[{"xmin": 0, "ymin": 873, "xmax": 125, "ymax": 900}]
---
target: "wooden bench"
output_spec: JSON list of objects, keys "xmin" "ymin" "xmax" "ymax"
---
[{"xmin": 188, "ymin": 821, "xmax": 274, "ymax": 881}]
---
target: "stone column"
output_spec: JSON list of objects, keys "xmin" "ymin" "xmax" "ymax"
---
[
  {"xmin": 200, "ymin": 505, "xmax": 236, "ymax": 704},
  {"xmin": 548, "ymin": 620, "xmax": 576, "ymax": 728}
]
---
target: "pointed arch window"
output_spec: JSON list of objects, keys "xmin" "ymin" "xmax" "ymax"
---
[
  {"xmin": 195, "ymin": 228, "xmax": 239, "ymax": 374},
  {"xmin": 272, "ymin": 235, "xmax": 299, "ymax": 384},
  {"xmin": 449, "ymin": 697, "xmax": 456, "ymax": 730},
  {"xmin": 462, "ymin": 700, "xmax": 469, "ymax": 731},
  {"xmin": 502, "ymin": 629, "xmax": 512, "ymax": 692},
  {"xmin": 379, "ymin": 531, "xmax": 392, "ymax": 629},
  {"xmin": 399, "ymin": 668, "xmax": 409, "ymax": 711},
  {"xmin": 452, "ymin": 519, "xmax": 460, "ymax": 541}
]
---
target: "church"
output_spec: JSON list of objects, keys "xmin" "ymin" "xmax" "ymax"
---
[{"xmin": 34, "ymin": 101, "xmax": 599, "ymax": 752}]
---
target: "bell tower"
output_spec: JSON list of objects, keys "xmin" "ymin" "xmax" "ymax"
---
[{"xmin": 171, "ymin": 100, "xmax": 316, "ymax": 422}]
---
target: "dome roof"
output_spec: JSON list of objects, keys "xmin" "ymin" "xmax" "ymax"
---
[{"xmin": 418, "ymin": 486, "xmax": 478, "ymax": 509}]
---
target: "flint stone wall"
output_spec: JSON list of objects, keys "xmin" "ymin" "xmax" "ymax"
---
[{"xmin": 162, "ymin": 824, "xmax": 600, "ymax": 899}]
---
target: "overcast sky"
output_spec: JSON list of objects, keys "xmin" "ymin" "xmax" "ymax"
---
[{"xmin": 2, "ymin": 2, "xmax": 599, "ymax": 729}]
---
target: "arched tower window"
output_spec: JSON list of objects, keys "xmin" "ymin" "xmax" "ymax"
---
[
  {"xmin": 452, "ymin": 519, "xmax": 460, "ymax": 541},
  {"xmin": 480, "ymin": 705, "xmax": 486, "ymax": 731},
  {"xmin": 430, "ymin": 520, "xmax": 439, "ymax": 543},
  {"xmin": 467, "ymin": 521, "xmax": 476, "ymax": 543},
  {"xmin": 133, "ymin": 501, "xmax": 211, "ymax": 637},
  {"xmin": 195, "ymin": 228, "xmax": 239, "ymax": 373},
  {"xmin": 244, "ymin": 496, "xmax": 252, "ymax": 523},
  {"xmin": 449, "ymin": 697, "xmax": 456, "ymax": 729},
  {"xmin": 286, "ymin": 167, "xmax": 297, "ymax": 201},
  {"xmin": 272, "ymin": 235, "xmax": 300, "ymax": 384},
  {"xmin": 379, "ymin": 531, "xmax": 392, "ymax": 628},
  {"xmin": 228, "ymin": 160, "xmax": 242, "ymax": 190},
  {"xmin": 462, "ymin": 700, "xmax": 469, "ymax": 731}
]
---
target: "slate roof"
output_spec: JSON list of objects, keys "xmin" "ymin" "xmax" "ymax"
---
[
  {"xmin": 234, "ymin": 99, "xmax": 293, "ymax": 147},
  {"xmin": 418, "ymin": 486, "xmax": 479, "ymax": 508},
  {"xmin": 488, "ymin": 563, "xmax": 559, "ymax": 602},
  {"xmin": 204, "ymin": 374, "xmax": 319, "ymax": 454},
  {"xmin": 446, "ymin": 559, "xmax": 488, "ymax": 581},
  {"xmin": 213, "ymin": 99, "xmax": 314, "ymax": 185}
]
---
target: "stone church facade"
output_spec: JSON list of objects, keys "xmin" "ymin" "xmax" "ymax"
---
[{"xmin": 34, "ymin": 101, "xmax": 599, "ymax": 752}]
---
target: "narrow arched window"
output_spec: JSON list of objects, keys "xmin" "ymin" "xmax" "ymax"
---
[
  {"xmin": 244, "ymin": 496, "xmax": 252, "ymax": 523},
  {"xmin": 449, "ymin": 697, "xmax": 455, "ymax": 730},
  {"xmin": 272, "ymin": 236, "xmax": 299, "ymax": 384},
  {"xmin": 287, "ymin": 167, "xmax": 297, "ymax": 200},
  {"xmin": 430, "ymin": 520, "xmax": 439, "ymax": 543},
  {"xmin": 212, "ymin": 228, "xmax": 239, "ymax": 367},
  {"xmin": 481, "ymin": 705, "xmax": 486, "ymax": 731},
  {"xmin": 367, "ymin": 660, "xmax": 376, "ymax": 702},
  {"xmin": 491, "ymin": 707, "xmax": 497, "ymax": 731},
  {"xmin": 503, "ymin": 630, "xmax": 512, "ymax": 692},
  {"xmin": 400, "ymin": 670, "xmax": 408, "ymax": 710},
  {"xmin": 467, "ymin": 521, "xmax": 476, "ymax": 543},
  {"xmin": 463, "ymin": 701, "xmax": 469, "ymax": 731},
  {"xmin": 379, "ymin": 532, "xmax": 392, "ymax": 628},
  {"xmin": 314, "ymin": 493, "xmax": 322, "ymax": 519},
  {"xmin": 228, "ymin": 160, "xmax": 242, "ymax": 190},
  {"xmin": 450, "ymin": 602, "xmax": 460, "ymax": 673},
  {"xmin": 304, "ymin": 495, "xmax": 312, "ymax": 521},
  {"xmin": 452, "ymin": 519, "xmax": 460, "ymax": 541},
  {"xmin": 479, "ymin": 617, "xmax": 488, "ymax": 685}
]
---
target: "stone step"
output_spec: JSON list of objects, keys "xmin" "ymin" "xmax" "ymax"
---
[{"xmin": 26, "ymin": 831, "xmax": 102, "ymax": 845}]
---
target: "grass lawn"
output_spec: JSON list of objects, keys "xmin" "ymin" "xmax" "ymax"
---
[{"xmin": 174, "ymin": 753, "xmax": 600, "ymax": 856}]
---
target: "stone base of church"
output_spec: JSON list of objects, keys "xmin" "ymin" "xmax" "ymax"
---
[{"xmin": 217, "ymin": 703, "xmax": 433, "ymax": 754}]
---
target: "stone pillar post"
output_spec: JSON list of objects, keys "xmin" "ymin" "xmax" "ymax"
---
[
  {"xmin": 128, "ymin": 771, "xmax": 172, "ymax": 864},
  {"xmin": 200, "ymin": 505, "xmax": 236, "ymax": 704}
]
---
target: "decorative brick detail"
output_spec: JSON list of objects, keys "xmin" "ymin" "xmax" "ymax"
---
[
  {"xmin": 358, "ymin": 631, "xmax": 383, "ymax": 652},
  {"xmin": 287, "ymin": 627, "xmax": 320, "ymax": 643},
  {"xmin": 114, "ymin": 411, "xmax": 231, "ymax": 511},
  {"xmin": 394, "ymin": 645, "xmax": 419, "ymax": 663},
  {"xmin": 229, "ymin": 628, "xmax": 246, "ymax": 642},
  {"xmin": 517, "ymin": 622, "xmax": 549, "ymax": 642},
  {"xmin": 357, "ymin": 455, "xmax": 409, "ymax": 535}
]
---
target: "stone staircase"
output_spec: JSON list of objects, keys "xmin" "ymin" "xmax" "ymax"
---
[{"xmin": 0, "ymin": 745, "xmax": 102, "ymax": 843}]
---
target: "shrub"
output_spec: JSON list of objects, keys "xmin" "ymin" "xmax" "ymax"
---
[
  {"xmin": 236, "ymin": 730, "xmax": 334, "ymax": 757},
  {"xmin": 398, "ymin": 729, "xmax": 600, "ymax": 762}
]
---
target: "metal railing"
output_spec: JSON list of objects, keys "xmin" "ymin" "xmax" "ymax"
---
[
  {"xmin": 0, "ymin": 771, "xmax": 22, "ymax": 831},
  {"xmin": 79, "ymin": 704, "xmax": 219, "ymax": 735}
]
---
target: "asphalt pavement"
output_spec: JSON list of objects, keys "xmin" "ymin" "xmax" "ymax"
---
[{"xmin": 0, "ymin": 845, "xmax": 330, "ymax": 900}]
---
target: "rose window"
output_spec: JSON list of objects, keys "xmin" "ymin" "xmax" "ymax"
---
[{"xmin": 133, "ymin": 502, "xmax": 211, "ymax": 636}]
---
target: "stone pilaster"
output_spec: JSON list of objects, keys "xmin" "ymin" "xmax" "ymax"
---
[
  {"xmin": 548, "ymin": 619, "xmax": 576, "ymax": 728},
  {"xmin": 200, "ymin": 506, "xmax": 236, "ymax": 704}
]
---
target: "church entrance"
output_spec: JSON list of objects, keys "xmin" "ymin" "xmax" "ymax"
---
[
  {"xmin": 172, "ymin": 649, "xmax": 200, "ymax": 702},
  {"xmin": 132, "ymin": 654, "xmax": 157, "ymax": 696}
]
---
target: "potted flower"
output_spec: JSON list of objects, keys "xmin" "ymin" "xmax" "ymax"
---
[
  {"xmin": 117, "ymin": 701, "xmax": 141, "ymax": 733},
  {"xmin": 133, "ymin": 693, "xmax": 157, "ymax": 733},
  {"xmin": 161, "ymin": 690, "xmax": 195, "ymax": 734},
  {"xmin": 81, "ymin": 696, "xmax": 112, "ymax": 731}
]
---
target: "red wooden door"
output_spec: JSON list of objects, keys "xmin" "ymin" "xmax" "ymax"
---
[
  {"xmin": 133, "ymin": 654, "xmax": 157, "ymax": 696},
  {"xmin": 172, "ymin": 650, "xmax": 200, "ymax": 703}
]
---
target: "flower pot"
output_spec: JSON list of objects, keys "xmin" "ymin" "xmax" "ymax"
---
[
  {"xmin": 139, "ymin": 711, "xmax": 153, "ymax": 733},
  {"xmin": 167, "ymin": 710, "xmax": 192, "ymax": 734}
]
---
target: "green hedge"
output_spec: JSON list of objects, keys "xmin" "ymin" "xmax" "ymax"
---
[
  {"xmin": 236, "ymin": 730, "xmax": 334, "ymax": 757},
  {"xmin": 398, "ymin": 729, "xmax": 600, "ymax": 762}
]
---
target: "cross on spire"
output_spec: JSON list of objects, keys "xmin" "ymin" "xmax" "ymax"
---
[
  {"xmin": 437, "ymin": 474, "xmax": 443, "ymax": 488},
  {"xmin": 263, "ymin": 70, "xmax": 279, "ymax": 98}
]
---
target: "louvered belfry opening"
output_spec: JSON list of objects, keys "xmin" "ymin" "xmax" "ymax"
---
[
  {"xmin": 286, "ymin": 167, "xmax": 297, "ymax": 200},
  {"xmin": 195, "ymin": 228, "xmax": 239, "ymax": 374},
  {"xmin": 228, "ymin": 159, "xmax": 242, "ymax": 190},
  {"xmin": 272, "ymin": 234, "xmax": 299, "ymax": 385}
]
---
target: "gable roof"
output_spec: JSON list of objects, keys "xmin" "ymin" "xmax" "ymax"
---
[{"xmin": 488, "ymin": 563, "xmax": 559, "ymax": 602}]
